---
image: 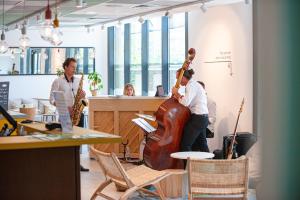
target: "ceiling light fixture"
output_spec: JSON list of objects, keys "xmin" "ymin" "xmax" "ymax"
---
[
  {"xmin": 245, "ymin": 0, "xmax": 250, "ymax": 4},
  {"xmin": 200, "ymin": 3, "xmax": 208, "ymax": 13},
  {"xmin": 19, "ymin": 25, "xmax": 30, "ymax": 49},
  {"xmin": 51, "ymin": 0, "xmax": 63, "ymax": 46},
  {"xmin": 19, "ymin": 0, "xmax": 30, "ymax": 50},
  {"xmin": 138, "ymin": 16, "xmax": 145, "ymax": 24},
  {"xmin": 40, "ymin": 0, "xmax": 53, "ymax": 41},
  {"xmin": 117, "ymin": 20, "xmax": 122, "ymax": 27},
  {"xmin": 0, "ymin": 0, "xmax": 8, "ymax": 54}
]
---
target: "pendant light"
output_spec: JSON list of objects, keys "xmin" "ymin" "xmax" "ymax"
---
[
  {"xmin": 0, "ymin": 0, "xmax": 8, "ymax": 54},
  {"xmin": 40, "ymin": 0, "xmax": 52, "ymax": 41},
  {"xmin": 19, "ymin": 0, "xmax": 30, "ymax": 50},
  {"xmin": 50, "ymin": 0, "xmax": 62, "ymax": 46}
]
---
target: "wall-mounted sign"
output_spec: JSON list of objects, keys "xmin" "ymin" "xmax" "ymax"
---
[
  {"xmin": 0, "ymin": 82, "xmax": 9, "ymax": 110},
  {"xmin": 204, "ymin": 51, "xmax": 233, "ymax": 76}
]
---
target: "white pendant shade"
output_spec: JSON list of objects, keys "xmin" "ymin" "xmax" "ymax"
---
[{"xmin": 0, "ymin": 32, "xmax": 9, "ymax": 54}]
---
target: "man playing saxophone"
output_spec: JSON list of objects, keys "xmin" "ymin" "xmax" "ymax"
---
[{"xmin": 49, "ymin": 57, "xmax": 89, "ymax": 172}]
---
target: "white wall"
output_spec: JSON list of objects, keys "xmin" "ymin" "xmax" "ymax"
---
[
  {"xmin": 0, "ymin": 26, "xmax": 108, "ymax": 99},
  {"xmin": 189, "ymin": 2, "xmax": 253, "ymax": 150}
]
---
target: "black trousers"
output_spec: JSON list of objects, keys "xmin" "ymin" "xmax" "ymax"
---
[
  {"xmin": 180, "ymin": 114, "xmax": 209, "ymax": 152},
  {"xmin": 77, "ymin": 113, "xmax": 85, "ymax": 128}
]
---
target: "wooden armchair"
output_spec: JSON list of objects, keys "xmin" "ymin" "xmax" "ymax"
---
[
  {"xmin": 187, "ymin": 156, "xmax": 249, "ymax": 200},
  {"xmin": 90, "ymin": 146, "xmax": 170, "ymax": 200}
]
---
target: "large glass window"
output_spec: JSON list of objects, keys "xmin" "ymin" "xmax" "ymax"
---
[
  {"xmin": 108, "ymin": 12, "xmax": 187, "ymax": 96},
  {"xmin": 114, "ymin": 26, "xmax": 125, "ymax": 95},
  {"xmin": 130, "ymin": 22, "xmax": 142, "ymax": 96},
  {"xmin": 169, "ymin": 13, "xmax": 186, "ymax": 87},
  {"xmin": 148, "ymin": 17, "xmax": 162, "ymax": 96}
]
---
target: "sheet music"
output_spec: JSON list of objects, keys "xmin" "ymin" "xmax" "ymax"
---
[
  {"xmin": 132, "ymin": 118, "xmax": 156, "ymax": 133},
  {"xmin": 52, "ymin": 91, "xmax": 73, "ymax": 133},
  {"xmin": 135, "ymin": 113, "xmax": 156, "ymax": 121}
]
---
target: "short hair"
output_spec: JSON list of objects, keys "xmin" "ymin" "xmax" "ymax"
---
[
  {"xmin": 197, "ymin": 81, "xmax": 205, "ymax": 89},
  {"xmin": 63, "ymin": 58, "xmax": 77, "ymax": 69},
  {"xmin": 123, "ymin": 83, "xmax": 135, "ymax": 96},
  {"xmin": 176, "ymin": 68, "xmax": 195, "ymax": 80}
]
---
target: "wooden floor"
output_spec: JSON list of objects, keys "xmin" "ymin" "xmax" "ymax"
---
[{"xmin": 80, "ymin": 147, "xmax": 257, "ymax": 200}]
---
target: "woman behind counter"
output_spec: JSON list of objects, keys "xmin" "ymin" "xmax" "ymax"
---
[{"xmin": 123, "ymin": 83, "xmax": 135, "ymax": 96}]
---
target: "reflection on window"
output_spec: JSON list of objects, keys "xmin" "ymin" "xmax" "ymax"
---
[
  {"xmin": 0, "ymin": 47, "xmax": 95, "ymax": 75},
  {"xmin": 130, "ymin": 22, "xmax": 142, "ymax": 96},
  {"xmin": 148, "ymin": 17, "xmax": 162, "ymax": 96},
  {"xmin": 114, "ymin": 26, "xmax": 125, "ymax": 95},
  {"xmin": 169, "ymin": 13, "xmax": 186, "ymax": 87}
]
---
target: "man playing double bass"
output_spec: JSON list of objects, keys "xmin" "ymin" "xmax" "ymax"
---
[{"xmin": 172, "ymin": 68, "xmax": 210, "ymax": 153}]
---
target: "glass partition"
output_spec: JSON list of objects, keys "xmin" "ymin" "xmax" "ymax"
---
[{"xmin": 0, "ymin": 47, "xmax": 95, "ymax": 75}]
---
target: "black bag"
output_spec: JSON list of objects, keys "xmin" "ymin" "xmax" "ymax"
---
[
  {"xmin": 213, "ymin": 149, "xmax": 224, "ymax": 159},
  {"xmin": 223, "ymin": 132, "xmax": 257, "ymax": 159},
  {"xmin": 206, "ymin": 128, "xmax": 214, "ymax": 138}
]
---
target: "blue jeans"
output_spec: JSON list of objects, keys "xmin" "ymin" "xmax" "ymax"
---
[{"xmin": 180, "ymin": 114, "xmax": 209, "ymax": 152}]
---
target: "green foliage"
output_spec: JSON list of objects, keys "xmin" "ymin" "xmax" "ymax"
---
[
  {"xmin": 88, "ymin": 72, "xmax": 103, "ymax": 91},
  {"xmin": 56, "ymin": 68, "xmax": 64, "ymax": 77}
]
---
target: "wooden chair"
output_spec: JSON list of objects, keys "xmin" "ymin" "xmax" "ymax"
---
[
  {"xmin": 187, "ymin": 156, "xmax": 249, "ymax": 200},
  {"xmin": 90, "ymin": 146, "xmax": 170, "ymax": 200}
]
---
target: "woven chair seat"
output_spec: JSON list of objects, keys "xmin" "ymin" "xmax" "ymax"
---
[
  {"xmin": 127, "ymin": 165, "xmax": 168, "ymax": 186},
  {"xmin": 191, "ymin": 187, "xmax": 246, "ymax": 195}
]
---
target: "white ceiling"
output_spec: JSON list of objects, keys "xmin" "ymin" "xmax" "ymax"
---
[{"xmin": 1, "ymin": 0, "xmax": 245, "ymax": 31}]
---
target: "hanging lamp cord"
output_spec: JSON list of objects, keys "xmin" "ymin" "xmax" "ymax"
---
[{"xmin": 2, "ymin": 0, "xmax": 4, "ymax": 32}]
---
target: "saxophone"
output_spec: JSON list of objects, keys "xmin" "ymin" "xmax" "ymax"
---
[{"xmin": 71, "ymin": 73, "xmax": 88, "ymax": 126}]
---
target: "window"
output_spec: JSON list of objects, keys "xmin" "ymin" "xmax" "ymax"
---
[
  {"xmin": 114, "ymin": 26, "xmax": 125, "ymax": 95},
  {"xmin": 130, "ymin": 22, "xmax": 142, "ymax": 96},
  {"xmin": 169, "ymin": 13, "xmax": 186, "ymax": 87},
  {"xmin": 148, "ymin": 17, "xmax": 162, "ymax": 96},
  {"xmin": 108, "ymin": 12, "xmax": 187, "ymax": 96}
]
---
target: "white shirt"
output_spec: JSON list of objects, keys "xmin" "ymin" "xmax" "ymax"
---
[
  {"xmin": 179, "ymin": 79, "xmax": 208, "ymax": 115},
  {"xmin": 49, "ymin": 75, "xmax": 80, "ymax": 107}
]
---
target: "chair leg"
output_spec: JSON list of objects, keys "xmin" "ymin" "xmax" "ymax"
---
[
  {"xmin": 153, "ymin": 183, "xmax": 166, "ymax": 200},
  {"xmin": 120, "ymin": 186, "xmax": 139, "ymax": 200},
  {"xmin": 90, "ymin": 179, "xmax": 112, "ymax": 200}
]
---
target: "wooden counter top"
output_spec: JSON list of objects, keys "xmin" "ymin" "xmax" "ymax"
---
[
  {"xmin": 88, "ymin": 95, "xmax": 168, "ymax": 100},
  {"xmin": 0, "ymin": 122, "xmax": 121, "ymax": 150}
]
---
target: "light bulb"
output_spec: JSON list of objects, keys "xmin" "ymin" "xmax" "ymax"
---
[
  {"xmin": 0, "ymin": 31, "xmax": 9, "ymax": 54},
  {"xmin": 50, "ymin": 27, "xmax": 63, "ymax": 46},
  {"xmin": 138, "ymin": 16, "xmax": 145, "ymax": 24},
  {"xmin": 40, "ymin": 20, "xmax": 53, "ymax": 41},
  {"xmin": 19, "ymin": 26, "xmax": 30, "ymax": 49},
  {"xmin": 19, "ymin": 35, "xmax": 30, "ymax": 49}
]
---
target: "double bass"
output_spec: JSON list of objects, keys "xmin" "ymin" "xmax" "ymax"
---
[{"xmin": 143, "ymin": 48, "xmax": 196, "ymax": 170}]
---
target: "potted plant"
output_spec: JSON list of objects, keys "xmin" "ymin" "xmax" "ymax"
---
[{"xmin": 88, "ymin": 72, "xmax": 103, "ymax": 96}]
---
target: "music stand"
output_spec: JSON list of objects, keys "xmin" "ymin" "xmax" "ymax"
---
[{"xmin": 0, "ymin": 105, "xmax": 17, "ymax": 136}]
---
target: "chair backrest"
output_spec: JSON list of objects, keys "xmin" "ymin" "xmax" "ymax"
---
[
  {"xmin": 187, "ymin": 156, "xmax": 249, "ymax": 195},
  {"xmin": 90, "ymin": 146, "xmax": 134, "ymax": 187}
]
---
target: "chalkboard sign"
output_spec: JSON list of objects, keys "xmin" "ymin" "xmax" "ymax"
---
[{"xmin": 0, "ymin": 82, "xmax": 9, "ymax": 110}]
